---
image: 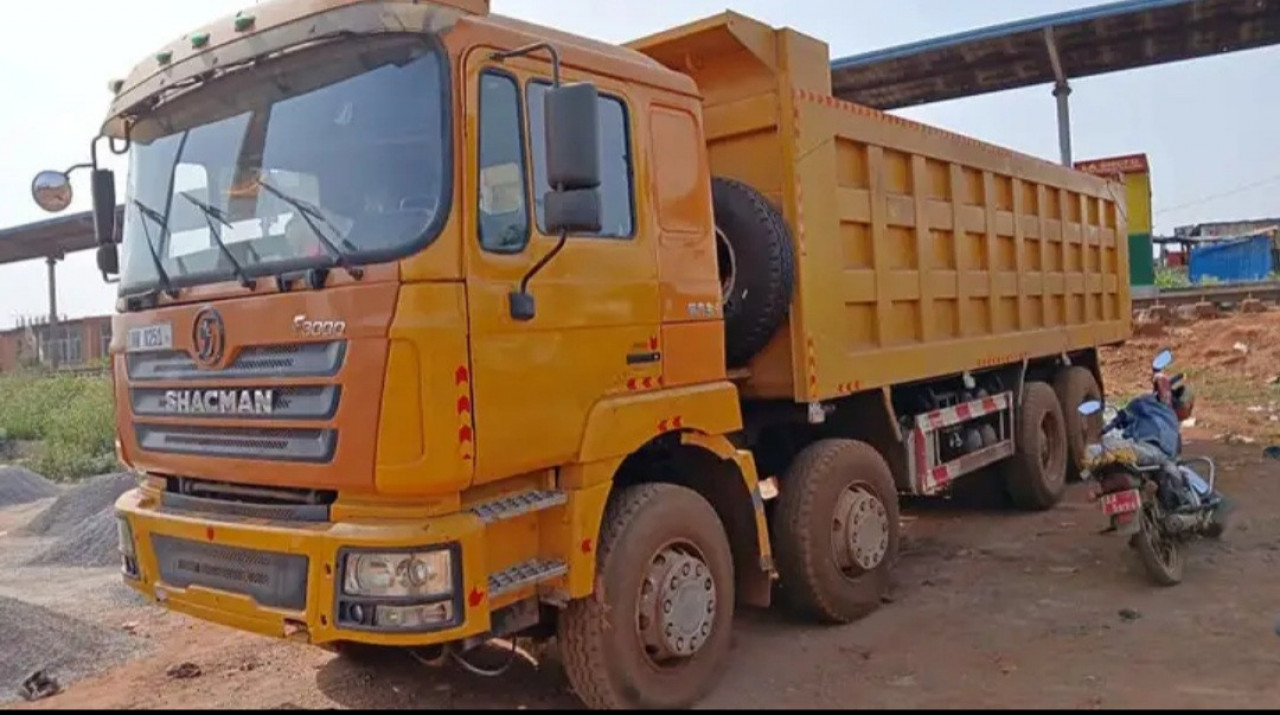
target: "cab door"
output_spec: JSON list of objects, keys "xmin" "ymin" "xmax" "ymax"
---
[{"xmin": 462, "ymin": 50, "xmax": 662, "ymax": 484}]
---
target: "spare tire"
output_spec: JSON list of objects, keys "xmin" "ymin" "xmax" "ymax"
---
[{"xmin": 711, "ymin": 177, "xmax": 796, "ymax": 367}]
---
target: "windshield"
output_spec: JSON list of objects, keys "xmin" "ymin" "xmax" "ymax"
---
[{"xmin": 118, "ymin": 35, "xmax": 450, "ymax": 294}]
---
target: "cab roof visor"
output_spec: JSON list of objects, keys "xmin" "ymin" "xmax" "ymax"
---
[{"xmin": 102, "ymin": 0, "xmax": 473, "ymax": 137}]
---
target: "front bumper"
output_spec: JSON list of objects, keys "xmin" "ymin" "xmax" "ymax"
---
[{"xmin": 114, "ymin": 487, "xmax": 494, "ymax": 647}]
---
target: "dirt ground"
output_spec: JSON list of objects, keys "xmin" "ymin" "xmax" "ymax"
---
[
  {"xmin": 2, "ymin": 316, "xmax": 1279, "ymax": 710},
  {"xmin": 1101, "ymin": 309, "xmax": 1280, "ymax": 443},
  {"xmin": 2, "ymin": 438, "xmax": 1276, "ymax": 710}
]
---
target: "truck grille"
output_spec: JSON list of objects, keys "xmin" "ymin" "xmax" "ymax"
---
[
  {"xmin": 128, "ymin": 341, "xmax": 346, "ymax": 464},
  {"xmin": 136, "ymin": 425, "xmax": 336, "ymax": 462},
  {"xmin": 126, "ymin": 341, "xmax": 346, "ymax": 381},
  {"xmin": 130, "ymin": 385, "xmax": 341, "ymax": 420},
  {"xmin": 152, "ymin": 534, "xmax": 309, "ymax": 611}
]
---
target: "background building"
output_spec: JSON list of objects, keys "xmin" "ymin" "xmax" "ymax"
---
[{"xmin": 0, "ymin": 314, "xmax": 112, "ymax": 372}]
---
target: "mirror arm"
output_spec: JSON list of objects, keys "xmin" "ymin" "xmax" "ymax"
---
[
  {"xmin": 518, "ymin": 230, "xmax": 569, "ymax": 296},
  {"xmin": 489, "ymin": 42, "xmax": 562, "ymax": 87}
]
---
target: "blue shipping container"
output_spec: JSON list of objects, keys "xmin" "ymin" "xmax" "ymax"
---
[{"xmin": 1188, "ymin": 235, "xmax": 1275, "ymax": 284}]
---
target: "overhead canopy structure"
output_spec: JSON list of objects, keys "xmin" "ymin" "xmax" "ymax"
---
[
  {"xmin": 830, "ymin": 0, "xmax": 1280, "ymax": 165},
  {"xmin": 0, "ymin": 208, "xmax": 106, "ymax": 265},
  {"xmin": 0, "ymin": 206, "xmax": 122, "ymax": 357}
]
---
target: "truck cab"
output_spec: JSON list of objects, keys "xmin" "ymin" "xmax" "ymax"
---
[{"xmin": 33, "ymin": 0, "xmax": 776, "ymax": 709}]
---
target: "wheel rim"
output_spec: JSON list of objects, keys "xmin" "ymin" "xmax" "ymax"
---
[
  {"xmin": 714, "ymin": 226, "xmax": 738, "ymax": 306},
  {"xmin": 830, "ymin": 484, "xmax": 891, "ymax": 574},
  {"xmin": 636, "ymin": 541, "xmax": 717, "ymax": 665}
]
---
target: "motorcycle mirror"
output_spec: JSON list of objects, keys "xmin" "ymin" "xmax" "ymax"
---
[
  {"xmin": 1152, "ymin": 349, "xmax": 1174, "ymax": 371},
  {"xmin": 1078, "ymin": 400, "xmax": 1103, "ymax": 416}
]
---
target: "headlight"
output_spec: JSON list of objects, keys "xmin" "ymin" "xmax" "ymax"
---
[
  {"xmin": 342, "ymin": 550, "xmax": 452, "ymax": 598},
  {"xmin": 116, "ymin": 517, "xmax": 136, "ymax": 558}
]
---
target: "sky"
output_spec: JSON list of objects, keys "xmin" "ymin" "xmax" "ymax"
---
[{"xmin": 1, "ymin": 0, "xmax": 1278, "ymax": 324}]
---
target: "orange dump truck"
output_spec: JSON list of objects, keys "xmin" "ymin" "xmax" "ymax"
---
[{"xmin": 32, "ymin": 1, "xmax": 1128, "ymax": 708}]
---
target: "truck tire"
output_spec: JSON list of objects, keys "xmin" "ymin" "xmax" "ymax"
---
[
  {"xmin": 558, "ymin": 483, "xmax": 735, "ymax": 710},
  {"xmin": 772, "ymin": 439, "xmax": 899, "ymax": 624},
  {"xmin": 711, "ymin": 176, "xmax": 795, "ymax": 368},
  {"xmin": 1054, "ymin": 366, "xmax": 1102, "ymax": 481},
  {"xmin": 1001, "ymin": 381, "xmax": 1069, "ymax": 511}
]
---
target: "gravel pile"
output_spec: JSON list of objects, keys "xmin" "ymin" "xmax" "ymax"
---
[
  {"xmin": 0, "ymin": 595, "xmax": 139, "ymax": 704},
  {"xmin": 27, "ymin": 509, "xmax": 121, "ymax": 568},
  {"xmin": 0, "ymin": 466, "xmax": 59, "ymax": 508},
  {"xmin": 21, "ymin": 473, "xmax": 137, "ymax": 537}
]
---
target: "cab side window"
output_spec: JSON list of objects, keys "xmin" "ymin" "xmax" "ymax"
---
[
  {"xmin": 477, "ymin": 71, "xmax": 530, "ymax": 253},
  {"xmin": 528, "ymin": 80, "xmax": 635, "ymax": 238}
]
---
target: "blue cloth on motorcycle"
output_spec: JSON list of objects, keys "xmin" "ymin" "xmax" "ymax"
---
[{"xmin": 1111, "ymin": 394, "xmax": 1182, "ymax": 459}]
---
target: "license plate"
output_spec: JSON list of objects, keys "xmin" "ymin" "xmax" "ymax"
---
[
  {"xmin": 1100, "ymin": 488, "xmax": 1141, "ymax": 516},
  {"xmin": 126, "ymin": 323, "xmax": 173, "ymax": 352}
]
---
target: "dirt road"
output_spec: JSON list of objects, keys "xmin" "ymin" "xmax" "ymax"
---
[{"xmin": 3, "ymin": 439, "xmax": 1277, "ymax": 710}]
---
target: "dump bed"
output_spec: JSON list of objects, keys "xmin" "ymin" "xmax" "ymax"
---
[{"xmin": 631, "ymin": 12, "xmax": 1131, "ymax": 403}]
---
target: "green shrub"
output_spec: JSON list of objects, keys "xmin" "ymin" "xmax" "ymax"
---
[
  {"xmin": 1154, "ymin": 266, "xmax": 1190, "ymax": 289},
  {"xmin": 0, "ymin": 371, "xmax": 117, "ymax": 480}
]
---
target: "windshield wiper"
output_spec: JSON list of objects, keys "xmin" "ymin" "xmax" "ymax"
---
[
  {"xmin": 129, "ymin": 198, "xmax": 181, "ymax": 298},
  {"xmin": 180, "ymin": 192, "xmax": 256, "ymax": 290},
  {"xmin": 255, "ymin": 179, "xmax": 363, "ymax": 280}
]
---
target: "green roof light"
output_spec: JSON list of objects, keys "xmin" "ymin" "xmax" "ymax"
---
[
  {"xmin": 234, "ymin": 13, "xmax": 255, "ymax": 32},
  {"xmin": 108, "ymin": 79, "xmax": 124, "ymax": 94},
  {"xmin": 156, "ymin": 50, "xmax": 173, "ymax": 65},
  {"xmin": 191, "ymin": 32, "xmax": 210, "ymax": 49}
]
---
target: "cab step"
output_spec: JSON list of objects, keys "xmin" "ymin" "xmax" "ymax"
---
[
  {"xmin": 489, "ymin": 558, "xmax": 568, "ymax": 599},
  {"xmin": 470, "ymin": 489, "xmax": 567, "ymax": 525}
]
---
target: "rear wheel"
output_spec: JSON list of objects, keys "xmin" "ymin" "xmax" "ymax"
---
[
  {"xmin": 1001, "ymin": 381, "xmax": 1069, "ymax": 511},
  {"xmin": 1135, "ymin": 501, "xmax": 1184, "ymax": 586},
  {"xmin": 772, "ymin": 439, "xmax": 900, "ymax": 624},
  {"xmin": 1054, "ymin": 366, "xmax": 1103, "ymax": 481},
  {"xmin": 558, "ymin": 483, "xmax": 735, "ymax": 710}
]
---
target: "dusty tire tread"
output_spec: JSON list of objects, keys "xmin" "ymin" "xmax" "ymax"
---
[
  {"xmin": 557, "ymin": 484, "xmax": 659, "ymax": 710},
  {"xmin": 712, "ymin": 176, "xmax": 796, "ymax": 367},
  {"xmin": 1054, "ymin": 366, "xmax": 1102, "ymax": 480},
  {"xmin": 557, "ymin": 483, "xmax": 732, "ymax": 710},
  {"xmin": 771, "ymin": 439, "xmax": 898, "ymax": 624},
  {"xmin": 1003, "ymin": 381, "xmax": 1068, "ymax": 511}
]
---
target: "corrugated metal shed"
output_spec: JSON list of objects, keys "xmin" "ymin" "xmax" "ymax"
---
[{"xmin": 1188, "ymin": 234, "xmax": 1275, "ymax": 283}]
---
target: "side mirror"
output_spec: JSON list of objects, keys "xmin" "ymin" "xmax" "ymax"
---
[
  {"xmin": 542, "ymin": 81, "xmax": 602, "ymax": 235},
  {"xmin": 1078, "ymin": 400, "xmax": 1103, "ymax": 416},
  {"xmin": 96, "ymin": 244, "xmax": 119, "ymax": 275},
  {"xmin": 31, "ymin": 171, "xmax": 73, "ymax": 213},
  {"xmin": 90, "ymin": 169, "xmax": 117, "ymax": 246},
  {"xmin": 1152, "ymin": 349, "xmax": 1173, "ymax": 371}
]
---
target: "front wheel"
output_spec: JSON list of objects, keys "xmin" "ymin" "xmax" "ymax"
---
[
  {"xmin": 558, "ymin": 483, "xmax": 735, "ymax": 710},
  {"xmin": 771, "ymin": 439, "xmax": 900, "ymax": 624},
  {"xmin": 1135, "ymin": 501, "xmax": 1184, "ymax": 586}
]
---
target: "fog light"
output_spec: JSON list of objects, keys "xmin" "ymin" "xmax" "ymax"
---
[{"xmin": 374, "ymin": 601, "xmax": 453, "ymax": 630}]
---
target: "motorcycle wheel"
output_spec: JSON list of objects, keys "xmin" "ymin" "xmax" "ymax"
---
[{"xmin": 1135, "ymin": 501, "xmax": 1183, "ymax": 586}]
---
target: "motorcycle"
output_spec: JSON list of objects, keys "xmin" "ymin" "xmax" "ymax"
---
[{"xmin": 1076, "ymin": 349, "xmax": 1230, "ymax": 586}]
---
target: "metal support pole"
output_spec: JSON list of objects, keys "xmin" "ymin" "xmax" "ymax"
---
[
  {"xmin": 1043, "ymin": 26, "xmax": 1073, "ymax": 167},
  {"xmin": 46, "ymin": 255, "xmax": 59, "ymax": 369},
  {"xmin": 1053, "ymin": 81, "xmax": 1073, "ymax": 167}
]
